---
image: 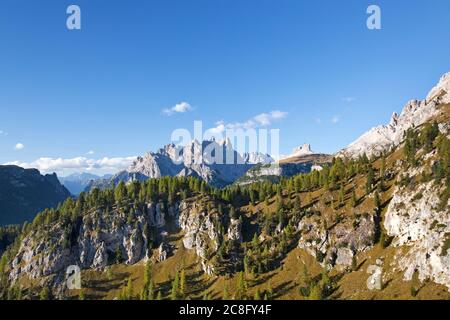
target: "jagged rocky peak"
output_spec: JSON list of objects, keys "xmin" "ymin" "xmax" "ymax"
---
[
  {"xmin": 88, "ymin": 138, "xmax": 276, "ymax": 190},
  {"xmin": 426, "ymin": 72, "xmax": 450, "ymax": 104},
  {"xmin": 338, "ymin": 72, "xmax": 449, "ymax": 159},
  {"xmin": 292, "ymin": 143, "xmax": 314, "ymax": 157},
  {"xmin": 242, "ymin": 152, "xmax": 274, "ymax": 164}
]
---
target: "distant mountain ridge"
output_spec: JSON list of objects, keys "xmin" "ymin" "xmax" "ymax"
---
[
  {"xmin": 0, "ymin": 165, "xmax": 71, "ymax": 226},
  {"xmin": 86, "ymin": 139, "xmax": 275, "ymax": 190},
  {"xmin": 59, "ymin": 172, "xmax": 112, "ymax": 195}
]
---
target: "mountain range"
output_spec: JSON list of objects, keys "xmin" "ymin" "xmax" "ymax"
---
[
  {"xmin": 0, "ymin": 72, "xmax": 449, "ymax": 301},
  {"xmin": 59, "ymin": 173, "xmax": 112, "ymax": 196},
  {"xmin": 85, "ymin": 139, "xmax": 276, "ymax": 191}
]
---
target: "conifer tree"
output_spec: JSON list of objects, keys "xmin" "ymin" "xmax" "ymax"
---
[
  {"xmin": 39, "ymin": 287, "xmax": 51, "ymax": 300},
  {"xmin": 180, "ymin": 268, "xmax": 187, "ymax": 299},
  {"xmin": 236, "ymin": 271, "xmax": 247, "ymax": 300},
  {"xmin": 254, "ymin": 288, "xmax": 261, "ymax": 300},
  {"xmin": 350, "ymin": 190, "xmax": 357, "ymax": 208},
  {"xmin": 78, "ymin": 290, "xmax": 85, "ymax": 300},
  {"xmin": 374, "ymin": 191, "xmax": 381, "ymax": 210},
  {"xmin": 366, "ymin": 166, "xmax": 374, "ymax": 195},
  {"xmin": 126, "ymin": 277, "xmax": 134, "ymax": 300},
  {"xmin": 222, "ymin": 286, "xmax": 229, "ymax": 300},
  {"xmin": 171, "ymin": 270, "xmax": 180, "ymax": 300}
]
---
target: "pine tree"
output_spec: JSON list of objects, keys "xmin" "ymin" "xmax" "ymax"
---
[
  {"xmin": 299, "ymin": 264, "xmax": 311, "ymax": 297},
  {"xmin": 252, "ymin": 233, "xmax": 259, "ymax": 247},
  {"xmin": 338, "ymin": 185, "xmax": 345, "ymax": 206},
  {"xmin": 374, "ymin": 191, "xmax": 381, "ymax": 210},
  {"xmin": 366, "ymin": 166, "xmax": 374, "ymax": 195},
  {"xmin": 236, "ymin": 271, "xmax": 247, "ymax": 300},
  {"xmin": 39, "ymin": 287, "xmax": 51, "ymax": 300},
  {"xmin": 171, "ymin": 270, "xmax": 180, "ymax": 300},
  {"xmin": 254, "ymin": 288, "xmax": 261, "ymax": 300},
  {"xmin": 142, "ymin": 261, "xmax": 154, "ymax": 300},
  {"xmin": 222, "ymin": 286, "xmax": 230, "ymax": 300},
  {"xmin": 308, "ymin": 284, "xmax": 323, "ymax": 300},
  {"xmin": 349, "ymin": 190, "xmax": 357, "ymax": 208},
  {"xmin": 180, "ymin": 268, "xmax": 186, "ymax": 299},
  {"xmin": 78, "ymin": 290, "xmax": 85, "ymax": 300},
  {"xmin": 294, "ymin": 194, "xmax": 301, "ymax": 211},
  {"xmin": 352, "ymin": 255, "xmax": 357, "ymax": 271},
  {"xmin": 126, "ymin": 277, "xmax": 134, "ymax": 300},
  {"xmin": 380, "ymin": 231, "xmax": 387, "ymax": 249},
  {"xmin": 266, "ymin": 280, "xmax": 273, "ymax": 300},
  {"xmin": 115, "ymin": 244, "xmax": 122, "ymax": 264}
]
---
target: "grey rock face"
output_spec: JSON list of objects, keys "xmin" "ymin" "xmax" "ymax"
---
[
  {"xmin": 8, "ymin": 202, "xmax": 172, "ymax": 288},
  {"xmin": 298, "ymin": 213, "xmax": 375, "ymax": 268},
  {"xmin": 177, "ymin": 198, "xmax": 229, "ymax": 274},
  {"xmin": 227, "ymin": 218, "xmax": 243, "ymax": 243},
  {"xmin": 85, "ymin": 140, "xmax": 268, "ymax": 190},
  {"xmin": 384, "ymin": 160, "xmax": 450, "ymax": 290},
  {"xmin": 157, "ymin": 242, "xmax": 170, "ymax": 262},
  {"xmin": 336, "ymin": 248, "xmax": 354, "ymax": 267}
]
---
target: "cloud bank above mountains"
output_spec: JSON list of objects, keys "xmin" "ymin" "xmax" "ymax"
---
[{"xmin": 4, "ymin": 156, "xmax": 137, "ymax": 177}]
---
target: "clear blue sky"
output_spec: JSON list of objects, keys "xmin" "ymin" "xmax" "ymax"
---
[{"xmin": 0, "ymin": 0, "xmax": 449, "ymax": 175}]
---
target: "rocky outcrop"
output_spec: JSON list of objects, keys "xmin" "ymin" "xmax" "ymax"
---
[
  {"xmin": 7, "ymin": 201, "xmax": 172, "ymax": 292},
  {"xmin": 298, "ymin": 213, "xmax": 376, "ymax": 268},
  {"xmin": 384, "ymin": 163, "xmax": 450, "ymax": 290},
  {"xmin": 8, "ymin": 194, "xmax": 237, "ymax": 295},
  {"xmin": 157, "ymin": 242, "xmax": 170, "ymax": 262},
  {"xmin": 178, "ymin": 200, "xmax": 220, "ymax": 261},
  {"xmin": 227, "ymin": 218, "xmax": 243, "ymax": 243},
  {"xmin": 336, "ymin": 248, "xmax": 354, "ymax": 267}
]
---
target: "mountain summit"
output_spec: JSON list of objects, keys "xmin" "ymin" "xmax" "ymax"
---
[{"xmin": 291, "ymin": 144, "xmax": 315, "ymax": 157}]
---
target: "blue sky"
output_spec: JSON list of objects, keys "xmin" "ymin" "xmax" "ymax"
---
[{"xmin": 0, "ymin": 0, "xmax": 449, "ymax": 176}]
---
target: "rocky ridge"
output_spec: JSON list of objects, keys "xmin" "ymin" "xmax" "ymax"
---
[
  {"xmin": 338, "ymin": 73, "xmax": 450, "ymax": 158},
  {"xmin": 87, "ymin": 140, "xmax": 274, "ymax": 190}
]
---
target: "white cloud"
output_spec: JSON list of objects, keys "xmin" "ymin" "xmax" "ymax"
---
[
  {"xmin": 212, "ymin": 110, "xmax": 288, "ymax": 133},
  {"xmin": 4, "ymin": 156, "xmax": 136, "ymax": 175},
  {"xmin": 15, "ymin": 143, "xmax": 25, "ymax": 150},
  {"xmin": 163, "ymin": 102, "xmax": 193, "ymax": 116},
  {"xmin": 342, "ymin": 97, "xmax": 356, "ymax": 103},
  {"xmin": 331, "ymin": 116, "xmax": 340, "ymax": 124},
  {"xmin": 87, "ymin": 150, "xmax": 95, "ymax": 155}
]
